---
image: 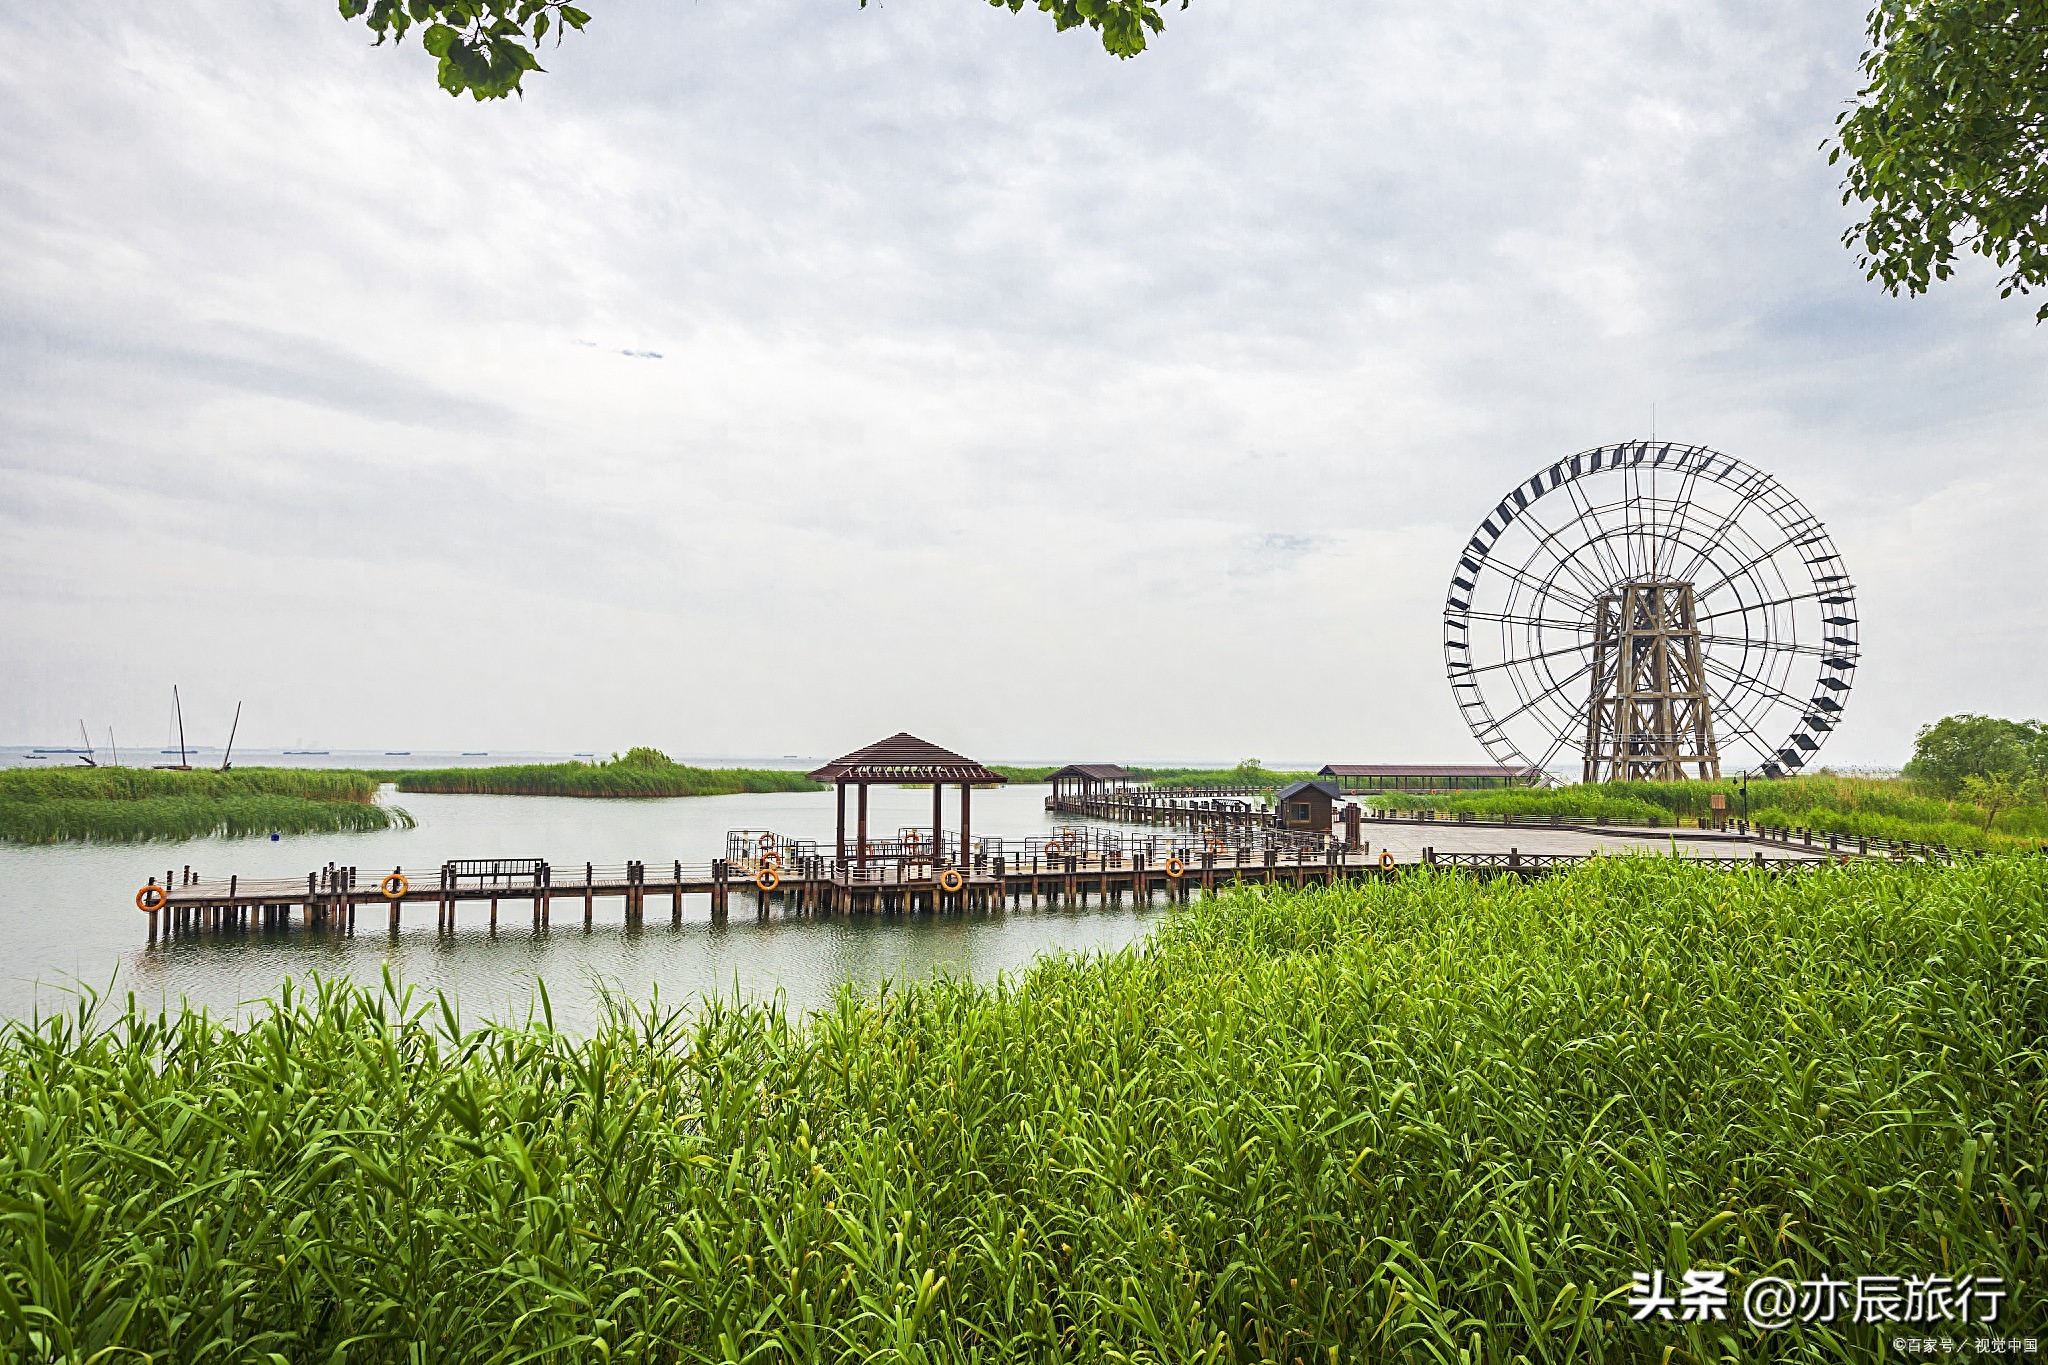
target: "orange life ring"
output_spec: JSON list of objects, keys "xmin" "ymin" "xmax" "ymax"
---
[
  {"xmin": 903, "ymin": 831, "xmax": 922, "ymax": 848},
  {"xmin": 757, "ymin": 833, "xmax": 776, "ymax": 851},
  {"xmin": 380, "ymin": 872, "xmax": 408, "ymax": 900},
  {"xmin": 755, "ymin": 867, "xmax": 780, "ymax": 891},
  {"xmin": 760, "ymin": 851, "xmax": 782, "ymax": 871},
  {"xmin": 938, "ymin": 868, "xmax": 964, "ymax": 893},
  {"xmin": 1058, "ymin": 832, "xmax": 1078, "ymax": 850},
  {"xmin": 1204, "ymin": 836, "xmax": 1225, "ymax": 853},
  {"xmin": 1379, "ymin": 851, "xmax": 1395, "ymax": 870},
  {"xmin": 1165, "ymin": 857, "xmax": 1184, "ymax": 879},
  {"xmin": 135, "ymin": 884, "xmax": 168, "ymax": 913}
]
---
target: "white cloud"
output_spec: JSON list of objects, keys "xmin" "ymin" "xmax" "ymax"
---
[{"xmin": 1, "ymin": 0, "xmax": 2041, "ymax": 766}]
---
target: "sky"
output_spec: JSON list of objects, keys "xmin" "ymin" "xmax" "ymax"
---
[{"xmin": 1, "ymin": 1, "xmax": 2042, "ymax": 769}]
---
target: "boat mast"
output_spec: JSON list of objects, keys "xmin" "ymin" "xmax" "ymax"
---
[
  {"xmin": 77, "ymin": 719, "xmax": 96, "ymax": 767},
  {"xmin": 174, "ymin": 686, "xmax": 188, "ymax": 768},
  {"xmin": 219, "ymin": 701, "xmax": 242, "ymax": 772}
]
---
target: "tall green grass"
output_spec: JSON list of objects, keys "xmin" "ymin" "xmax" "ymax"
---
[
  {"xmin": 396, "ymin": 747, "xmax": 823, "ymax": 799},
  {"xmin": 1370, "ymin": 774, "xmax": 2048, "ymax": 851},
  {"xmin": 0, "ymin": 766, "xmax": 406, "ymax": 844},
  {"xmin": 3, "ymin": 859, "xmax": 2039, "ymax": 1359}
]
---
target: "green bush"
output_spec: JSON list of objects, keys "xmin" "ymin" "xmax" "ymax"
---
[{"xmin": 3, "ymin": 859, "xmax": 2040, "ymax": 1360}]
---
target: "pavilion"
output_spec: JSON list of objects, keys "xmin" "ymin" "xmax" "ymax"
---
[
  {"xmin": 1316, "ymin": 763, "xmax": 1543, "ymax": 794},
  {"xmin": 1044, "ymin": 763, "xmax": 1139, "ymax": 802},
  {"xmin": 808, "ymin": 733, "xmax": 1009, "ymax": 870}
]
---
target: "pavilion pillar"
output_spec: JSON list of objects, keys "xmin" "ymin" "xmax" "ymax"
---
[
  {"xmin": 836, "ymin": 781, "xmax": 847, "ymax": 862},
  {"xmin": 961, "ymin": 782, "xmax": 972, "ymax": 869},
  {"xmin": 857, "ymin": 782, "xmax": 869, "ymax": 869},
  {"xmin": 932, "ymin": 783, "xmax": 943, "ymax": 863}
]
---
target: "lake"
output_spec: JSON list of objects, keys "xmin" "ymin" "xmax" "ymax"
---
[{"xmin": 0, "ymin": 783, "xmax": 1167, "ymax": 1030}]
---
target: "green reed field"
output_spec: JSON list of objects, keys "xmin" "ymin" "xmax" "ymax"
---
[
  {"xmin": 3, "ymin": 858, "xmax": 2040, "ymax": 1361},
  {"xmin": 0, "ymin": 766, "xmax": 408, "ymax": 844},
  {"xmin": 1369, "ymin": 773, "xmax": 2048, "ymax": 852},
  {"xmin": 395, "ymin": 747, "xmax": 822, "ymax": 799}
]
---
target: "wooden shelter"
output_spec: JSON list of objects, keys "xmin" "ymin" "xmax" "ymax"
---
[
  {"xmin": 1317, "ymin": 763, "xmax": 1542, "ymax": 794},
  {"xmin": 1274, "ymin": 779, "xmax": 1343, "ymax": 833},
  {"xmin": 808, "ymin": 733, "xmax": 1008, "ymax": 870},
  {"xmin": 1045, "ymin": 763, "xmax": 1139, "ymax": 801}
]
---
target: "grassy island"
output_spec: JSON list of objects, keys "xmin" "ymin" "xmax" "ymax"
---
[
  {"xmin": 1368, "ymin": 773, "xmax": 2048, "ymax": 852},
  {"xmin": 394, "ymin": 747, "xmax": 823, "ymax": 799},
  {"xmin": 3, "ymin": 858, "xmax": 2039, "ymax": 1359},
  {"xmin": 0, "ymin": 767, "xmax": 408, "ymax": 844}
]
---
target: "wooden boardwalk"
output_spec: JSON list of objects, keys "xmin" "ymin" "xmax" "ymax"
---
[{"xmin": 135, "ymin": 825, "xmax": 1837, "ymax": 941}]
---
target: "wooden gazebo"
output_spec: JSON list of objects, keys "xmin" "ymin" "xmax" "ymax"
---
[
  {"xmin": 808, "ymin": 733, "xmax": 1008, "ymax": 869},
  {"xmin": 1045, "ymin": 764, "xmax": 1138, "ymax": 801}
]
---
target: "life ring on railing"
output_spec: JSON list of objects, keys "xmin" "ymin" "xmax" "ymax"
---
[
  {"xmin": 757, "ymin": 833, "xmax": 776, "ymax": 851},
  {"xmin": 1379, "ymin": 851, "xmax": 1396, "ymax": 871},
  {"xmin": 756, "ymin": 867, "xmax": 780, "ymax": 891},
  {"xmin": 1204, "ymin": 835, "xmax": 1225, "ymax": 853},
  {"xmin": 1057, "ymin": 832, "xmax": 1078, "ymax": 850},
  {"xmin": 380, "ymin": 872, "xmax": 409, "ymax": 900},
  {"xmin": 903, "ymin": 831, "xmax": 923, "ymax": 849},
  {"xmin": 1164, "ymin": 857, "xmax": 1185, "ymax": 879},
  {"xmin": 135, "ymin": 884, "xmax": 168, "ymax": 913},
  {"xmin": 938, "ymin": 868, "xmax": 964, "ymax": 893},
  {"xmin": 760, "ymin": 851, "xmax": 782, "ymax": 871}
]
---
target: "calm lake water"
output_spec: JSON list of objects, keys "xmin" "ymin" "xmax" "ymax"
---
[{"xmin": 0, "ymin": 784, "xmax": 1171, "ymax": 1031}]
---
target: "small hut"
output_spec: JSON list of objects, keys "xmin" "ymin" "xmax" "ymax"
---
[{"xmin": 1273, "ymin": 779, "xmax": 1342, "ymax": 834}]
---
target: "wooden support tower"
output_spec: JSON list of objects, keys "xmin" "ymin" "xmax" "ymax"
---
[{"xmin": 1582, "ymin": 578, "xmax": 1720, "ymax": 782}]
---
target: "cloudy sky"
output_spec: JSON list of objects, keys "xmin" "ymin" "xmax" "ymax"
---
[{"xmin": 1, "ymin": 1, "xmax": 2041, "ymax": 768}]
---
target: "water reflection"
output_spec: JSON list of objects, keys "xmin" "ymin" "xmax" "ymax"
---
[{"xmin": 0, "ymin": 784, "xmax": 1166, "ymax": 1029}]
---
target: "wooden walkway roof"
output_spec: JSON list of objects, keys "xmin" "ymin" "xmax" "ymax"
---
[
  {"xmin": 1319, "ymin": 764, "xmax": 1540, "ymax": 779},
  {"xmin": 1046, "ymin": 763, "xmax": 1138, "ymax": 783}
]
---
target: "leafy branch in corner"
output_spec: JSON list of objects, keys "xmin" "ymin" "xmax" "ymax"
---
[
  {"xmin": 339, "ymin": 0, "xmax": 1188, "ymax": 101},
  {"xmin": 1829, "ymin": 0, "xmax": 2048, "ymax": 320}
]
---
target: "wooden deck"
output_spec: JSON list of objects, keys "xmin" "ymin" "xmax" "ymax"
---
[{"xmin": 135, "ymin": 828, "xmax": 1842, "ymax": 941}]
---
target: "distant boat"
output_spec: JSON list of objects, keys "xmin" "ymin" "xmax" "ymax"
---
[
  {"xmin": 283, "ymin": 749, "xmax": 330, "ymax": 755},
  {"xmin": 385, "ymin": 751, "xmax": 412, "ymax": 756},
  {"xmin": 574, "ymin": 752, "xmax": 595, "ymax": 758},
  {"xmin": 461, "ymin": 751, "xmax": 488, "ymax": 756}
]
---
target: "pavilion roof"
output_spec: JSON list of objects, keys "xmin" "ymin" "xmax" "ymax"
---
[
  {"xmin": 807, "ymin": 732, "xmax": 1009, "ymax": 785},
  {"xmin": 1045, "ymin": 763, "xmax": 1137, "ymax": 782}
]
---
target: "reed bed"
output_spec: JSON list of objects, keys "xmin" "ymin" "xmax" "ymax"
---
[
  {"xmin": 396, "ymin": 749, "xmax": 821, "ymax": 799},
  {"xmin": 0, "ymin": 767, "xmax": 405, "ymax": 844},
  {"xmin": 3, "ymin": 859, "xmax": 2040, "ymax": 1360},
  {"xmin": 1371, "ymin": 773, "xmax": 2048, "ymax": 851}
]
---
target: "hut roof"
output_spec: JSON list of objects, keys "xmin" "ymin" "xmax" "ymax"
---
[
  {"xmin": 1045, "ymin": 763, "xmax": 1137, "ymax": 782},
  {"xmin": 807, "ymin": 732, "xmax": 1009, "ymax": 785},
  {"xmin": 1274, "ymin": 779, "xmax": 1344, "ymax": 802}
]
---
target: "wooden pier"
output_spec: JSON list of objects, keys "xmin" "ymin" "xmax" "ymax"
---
[
  {"xmin": 126, "ymin": 732, "xmax": 1943, "ymax": 944},
  {"xmin": 133, "ymin": 827, "xmax": 1831, "ymax": 942}
]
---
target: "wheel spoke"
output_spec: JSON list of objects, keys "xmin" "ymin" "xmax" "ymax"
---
[{"xmin": 1454, "ymin": 638, "xmax": 1598, "ymax": 677}]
